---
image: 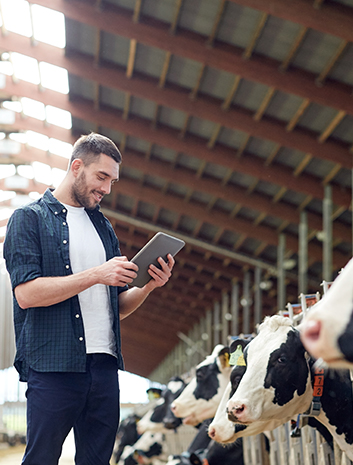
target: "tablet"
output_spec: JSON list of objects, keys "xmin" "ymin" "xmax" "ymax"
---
[{"xmin": 130, "ymin": 232, "xmax": 185, "ymax": 288}]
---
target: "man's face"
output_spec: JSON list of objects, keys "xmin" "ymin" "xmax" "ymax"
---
[{"xmin": 71, "ymin": 153, "xmax": 119, "ymax": 209}]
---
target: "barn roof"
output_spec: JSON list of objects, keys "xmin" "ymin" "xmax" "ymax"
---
[{"xmin": 0, "ymin": 0, "xmax": 352, "ymax": 378}]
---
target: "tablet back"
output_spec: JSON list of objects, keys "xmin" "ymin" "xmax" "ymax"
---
[{"xmin": 130, "ymin": 232, "xmax": 185, "ymax": 288}]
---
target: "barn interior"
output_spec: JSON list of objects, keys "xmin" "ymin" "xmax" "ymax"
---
[{"xmin": 1, "ymin": 0, "xmax": 353, "ymax": 388}]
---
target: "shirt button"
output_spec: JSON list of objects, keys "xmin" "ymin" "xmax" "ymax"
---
[
  {"xmin": 65, "ymin": 265, "xmax": 69, "ymax": 269},
  {"xmin": 79, "ymin": 337, "xmax": 83, "ymax": 341},
  {"xmin": 62, "ymin": 209, "xmax": 66, "ymax": 213},
  {"xmin": 54, "ymin": 211, "xmax": 58, "ymax": 215},
  {"xmin": 63, "ymin": 240, "xmax": 67, "ymax": 244},
  {"xmin": 63, "ymin": 222, "xmax": 67, "ymax": 226},
  {"xmin": 76, "ymin": 314, "xmax": 80, "ymax": 318}
]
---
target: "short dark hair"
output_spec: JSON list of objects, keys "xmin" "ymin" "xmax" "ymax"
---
[{"xmin": 70, "ymin": 133, "xmax": 122, "ymax": 166}]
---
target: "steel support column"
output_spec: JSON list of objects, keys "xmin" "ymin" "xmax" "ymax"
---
[
  {"xmin": 323, "ymin": 185, "xmax": 333, "ymax": 281},
  {"xmin": 299, "ymin": 210, "xmax": 308, "ymax": 294},
  {"xmin": 277, "ymin": 234, "xmax": 286, "ymax": 311}
]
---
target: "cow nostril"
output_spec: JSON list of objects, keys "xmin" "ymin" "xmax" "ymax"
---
[
  {"xmin": 303, "ymin": 320, "xmax": 321, "ymax": 342},
  {"xmin": 235, "ymin": 405, "xmax": 245, "ymax": 414},
  {"xmin": 208, "ymin": 427, "xmax": 216, "ymax": 439}
]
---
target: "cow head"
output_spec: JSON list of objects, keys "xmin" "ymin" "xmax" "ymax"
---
[
  {"xmin": 300, "ymin": 257, "xmax": 353, "ymax": 368},
  {"xmin": 171, "ymin": 344, "xmax": 231, "ymax": 426},
  {"xmin": 162, "ymin": 377, "xmax": 187, "ymax": 429},
  {"xmin": 226, "ymin": 316, "xmax": 313, "ymax": 424}
]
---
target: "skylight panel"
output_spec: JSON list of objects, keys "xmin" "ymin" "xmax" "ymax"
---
[
  {"xmin": 49, "ymin": 138, "xmax": 72, "ymax": 158},
  {"xmin": 2, "ymin": 101, "xmax": 22, "ymax": 113},
  {"xmin": 0, "ymin": 58, "xmax": 13, "ymax": 76},
  {"xmin": 27, "ymin": 131, "xmax": 49, "ymax": 152},
  {"xmin": 39, "ymin": 62, "xmax": 69, "ymax": 94},
  {"xmin": 17, "ymin": 165, "xmax": 34, "ymax": 179},
  {"xmin": 12, "ymin": 53, "xmax": 40, "ymax": 85},
  {"xmin": 1, "ymin": 0, "xmax": 32, "ymax": 37},
  {"xmin": 0, "ymin": 165, "xmax": 16, "ymax": 180},
  {"xmin": 9, "ymin": 132, "xmax": 28, "ymax": 144},
  {"xmin": 52, "ymin": 168, "xmax": 66, "ymax": 187},
  {"xmin": 46, "ymin": 106, "xmax": 72, "ymax": 129},
  {"xmin": 0, "ymin": 190, "xmax": 16, "ymax": 202},
  {"xmin": 32, "ymin": 161, "xmax": 52, "ymax": 185},
  {"xmin": 0, "ymin": 207, "xmax": 14, "ymax": 221},
  {"xmin": 21, "ymin": 98, "xmax": 45, "ymax": 121},
  {"xmin": 32, "ymin": 4, "xmax": 66, "ymax": 48}
]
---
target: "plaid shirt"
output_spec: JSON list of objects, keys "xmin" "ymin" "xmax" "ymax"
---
[{"xmin": 4, "ymin": 189, "xmax": 127, "ymax": 381}]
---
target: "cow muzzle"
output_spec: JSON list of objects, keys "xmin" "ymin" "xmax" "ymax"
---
[{"xmin": 226, "ymin": 401, "xmax": 250, "ymax": 423}]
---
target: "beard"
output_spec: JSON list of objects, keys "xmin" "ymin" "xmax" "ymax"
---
[{"xmin": 71, "ymin": 170, "xmax": 102, "ymax": 210}]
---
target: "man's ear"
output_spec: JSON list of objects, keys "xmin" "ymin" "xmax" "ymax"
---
[{"xmin": 70, "ymin": 158, "xmax": 83, "ymax": 177}]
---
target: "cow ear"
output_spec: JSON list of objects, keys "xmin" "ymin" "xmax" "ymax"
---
[
  {"xmin": 230, "ymin": 337, "xmax": 251, "ymax": 353},
  {"xmin": 218, "ymin": 347, "xmax": 231, "ymax": 368}
]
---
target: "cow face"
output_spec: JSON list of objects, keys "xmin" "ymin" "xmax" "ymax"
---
[
  {"xmin": 300, "ymin": 258, "xmax": 353, "ymax": 368},
  {"xmin": 209, "ymin": 338, "xmax": 288, "ymax": 443},
  {"xmin": 227, "ymin": 316, "xmax": 313, "ymax": 424},
  {"xmin": 162, "ymin": 377, "xmax": 186, "ymax": 429},
  {"xmin": 171, "ymin": 345, "xmax": 231, "ymax": 426}
]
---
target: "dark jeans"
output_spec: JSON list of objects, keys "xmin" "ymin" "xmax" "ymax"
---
[{"xmin": 22, "ymin": 354, "xmax": 120, "ymax": 465}]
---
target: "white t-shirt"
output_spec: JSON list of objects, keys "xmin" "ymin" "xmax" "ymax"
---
[{"xmin": 64, "ymin": 204, "xmax": 116, "ymax": 357}]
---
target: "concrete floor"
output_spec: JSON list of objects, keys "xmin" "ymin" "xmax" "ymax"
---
[{"xmin": 0, "ymin": 431, "xmax": 75, "ymax": 464}]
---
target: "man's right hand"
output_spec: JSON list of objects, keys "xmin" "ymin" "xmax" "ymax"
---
[{"xmin": 97, "ymin": 256, "xmax": 138, "ymax": 287}]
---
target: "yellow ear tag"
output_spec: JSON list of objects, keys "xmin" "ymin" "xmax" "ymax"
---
[{"xmin": 229, "ymin": 345, "xmax": 246, "ymax": 366}]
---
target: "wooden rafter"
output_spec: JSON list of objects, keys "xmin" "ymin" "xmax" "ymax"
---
[
  {"xmin": 253, "ymin": 86, "xmax": 276, "ymax": 122},
  {"xmin": 207, "ymin": 0, "xmax": 227, "ymax": 47},
  {"xmin": 170, "ymin": 0, "xmax": 184, "ymax": 34},
  {"xmin": 243, "ymin": 12, "xmax": 268, "ymax": 59},
  {"xmin": 6, "ymin": 96, "xmax": 352, "ymax": 210},
  {"xmin": 126, "ymin": 39, "xmax": 137, "ymax": 79},
  {"xmin": 280, "ymin": 26, "xmax": 307, "ymax": 72},
  {"xmin": 23, "ymin": 0, "xmax": 353, "ymax": 116},
  {"xmin": 316, "ymin": 40, "xmax": 348, "ymax": 86},
  {"xmin": 318, "ymin": 110, "xmax": 346, "ymax": 143}
]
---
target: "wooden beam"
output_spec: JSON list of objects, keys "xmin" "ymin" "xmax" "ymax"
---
[
  {"xmin": 20, "ymin": 2, "xmax": 353, "ymax": 115},
  {"xmin": 5, "ymin": 99, "xmax": 352, "ymax": 214},
  {"xmin": 2, "ymin": 32, "xmax": 352, "ymax": 169}
]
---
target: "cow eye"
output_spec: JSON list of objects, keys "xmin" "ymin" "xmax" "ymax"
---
[{"xmin": 277, "ymin": 356, "xmax": 287, "ymax": 363}]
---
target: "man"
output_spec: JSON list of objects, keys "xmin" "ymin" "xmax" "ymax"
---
[{"xmin": 3, "ymin": 133, "xmax": 175, "ymax": 465}]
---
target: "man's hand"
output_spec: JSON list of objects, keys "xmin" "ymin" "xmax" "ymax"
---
[
  {"xmin": 97, "ymin": 256, "xmax": 138, "ymax": 287},
  {"xmin": 144, "ymin": 253, "xmax": 175, "ymax": 291}
]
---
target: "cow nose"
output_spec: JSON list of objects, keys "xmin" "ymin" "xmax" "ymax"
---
[
  {"xmin": 227, "ymin": 402, "xmax": 246, "ymax": 421},
  {"xmin": 170, "ymin": 404, "xmax": 176, "ymax": 413},
  {"xmin": 208, "ymin": 426, "xmax": 216, "ymax": 439},
  {"xmin": 302, "ymin": 320, "xmax": 321, "ymax": 342}
]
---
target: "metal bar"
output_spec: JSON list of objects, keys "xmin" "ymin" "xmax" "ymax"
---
[
  {"xmin": 213, "ymin": 301, "xmax": 221, "ymax": 346},
  {"xmin": 242, "ymin": 271, "xmax": 251, "ymax": 334},
  {"xmin": 323, "ymin": 185, "xmax": 333, "ymax": 281},
  {"xmin": 277, "ymin": 234, "xmax": 286, "ymax": 311},
  {"xmin": 205, "ymin": 309, "xmax": 212, "ymax": 354},
  {"xmin": 254, "ymin": 267, "xmax": 262, "ymax": 327},
  {"xmin": 231, "ymin": 283, "xmax": 239, "ymax": 337},
  {"xmin": 299, "ymin": 210, "xmax": 308, "ymax": 294},
  {"xmin": 222, "ymin": 291, "xmax": 229, "ymax": 345}
]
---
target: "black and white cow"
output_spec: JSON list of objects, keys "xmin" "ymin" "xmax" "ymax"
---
[
  {"xmin": 226, "ymin": 315, "xmax": 353, "ymax": 460},
  {"xmin": 114, "ymin": 414, "xmax": 141, "ymax": 463},
  {"xmin": 300, "ymin": 257, "xmax": 353, "ymax": 368},
  {"xmin": 138, "ymin": 377, "xmax": 186, "ymax": 435},
  {"xmin": 208, "ymin": 339, "xmax": 288, "ymax": 443},
  {"xmin": 120, "ymin": 431, "xmax": 167, "ymax": 465},
  {"xmin": 171, "ymin": 345, "xmax": 231, "ymax": 426},
  {"xmin": 166, "ymin": 418, "xmax": 244, "ymax": 465}
]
